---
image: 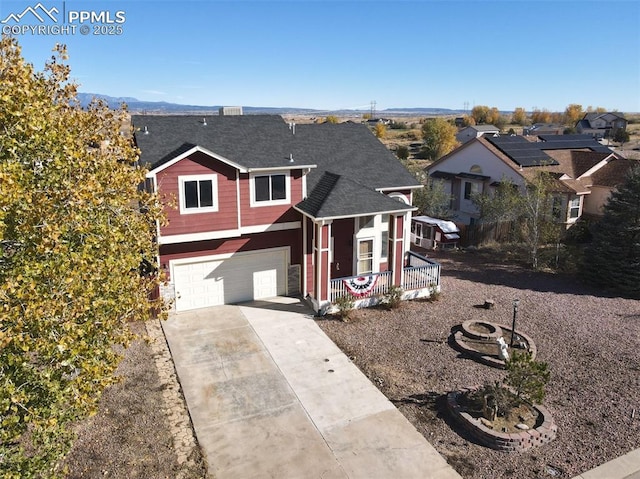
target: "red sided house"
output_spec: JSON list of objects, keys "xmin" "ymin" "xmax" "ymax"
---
[{"xmin": 134, "ymin": 115, "xmax": 440, "ymax": 313}]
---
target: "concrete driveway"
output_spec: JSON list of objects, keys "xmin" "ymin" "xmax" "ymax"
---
[{"xmin": 162, "ymin": 297, "xmax": 461, "ymax": 479}]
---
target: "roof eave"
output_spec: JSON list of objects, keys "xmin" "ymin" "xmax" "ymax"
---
[
  {"xmin": 376, "ymin": 184, "xmax": 423, "ymax": 192},
  {"xmin": 145, "ymin": 145, "xmax": 247, "ymax": 177},
  {"xmin": 293, "ymin": 205, "xmax": 417, "ymax": 222},
  {"xmin": 248, "ymin": 164, "xmax": 317, "ymax": 173}
]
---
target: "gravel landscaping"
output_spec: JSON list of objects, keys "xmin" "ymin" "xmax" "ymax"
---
[{"xmin": 316, "ymin": 248, "xmax": 640, "ymax": 478}]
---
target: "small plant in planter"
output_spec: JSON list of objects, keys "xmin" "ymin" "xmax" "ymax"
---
[
  {"xmin": 382, "ymin": 285, "xmax": 404, "ymax": 310},
  {"xmin": 334, "ymin": 294, "xmax": 355, "ymax": 321},
  {"xmin": 460, "ymin": 351, "xmax": 550, "ymax": 431},
  {"xmin": 505, "ymin": 350, "xmax": 550, "ymax": 404}
]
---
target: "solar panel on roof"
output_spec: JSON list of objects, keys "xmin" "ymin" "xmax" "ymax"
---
[
  {"xmin": 539, "ymin": 134, "xmax": 594, "ymax": 142},
  {"xmin": 486, "ymin": 135, "xmax": 560, "ymax": 167}
]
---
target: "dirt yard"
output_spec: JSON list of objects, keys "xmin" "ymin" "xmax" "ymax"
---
[
  {"xmin": 316, "ymin": 248, "xmax": 640, "ymax": 479},
  {"xmin": 63, "ymin": 322, "xmax": 207, "ymax": 479}
]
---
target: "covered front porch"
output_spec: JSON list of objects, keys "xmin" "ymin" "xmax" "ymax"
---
[
  {"xmin": 301, "ymin": 209, "xmax": 441, "ymax": 314},
  {"xmin": 328, "ymin": 251, "xmax": 441, "ymax": 310}
]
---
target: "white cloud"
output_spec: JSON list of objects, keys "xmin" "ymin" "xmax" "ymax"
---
[{"xmin": 140, "ymin": 89, "xmax": 167, "ymax": 96}]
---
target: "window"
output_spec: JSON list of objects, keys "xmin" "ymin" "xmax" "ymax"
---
[
  {"xmin": 251, "ymin": 173, "xmax": 289, "ymax": 206},
  {"xmin": 464, "ymin": 182, "xmax": 473, "ymax": 200},
  {"xmin": 357, "ymin": 239, "xmax": 374, "ymax": 274},
  {"xmin": 569, "ymin": 196, "xmax": 581, "ymax": 219},
  {"xmin": 470, "ymin": 165, "xmax": 483, "ymax": 174},
  {"xmin": 381, "ymin": 231, "xmax": 388, "ymax": 258},
  {"xmin": 179, "ymin": 175, "xmax": 218, "ymax": 214}
]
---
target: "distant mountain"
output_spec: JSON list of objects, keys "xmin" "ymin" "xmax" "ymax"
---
[
  {"xmin": 77, "ymin": 93, "xmax": 219, "ymax": 113},
  {"xmin": 76, "ymin": 92, "xmax": 465, "ymax": 116}
]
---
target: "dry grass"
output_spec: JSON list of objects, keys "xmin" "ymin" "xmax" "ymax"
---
[{"xmin": 64, "ymin": 322, "xmax": 207, "ymax": 479}]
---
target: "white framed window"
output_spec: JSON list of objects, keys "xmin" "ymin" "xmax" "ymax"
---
[
  {"xmin": 250, "ymin": 172, "xmax": 290, "ymax": 207},
  {"xmin": 357, "ymin": 238, "xmax": 374, "ymax": 274},
  {"xmin": 381, "ymin": 230, "xmax": 389, "ymax": 258},
  {"xmin": 569, "ymin": 196, "xmax": 581, "ymax": 219},
  {"xmin": 380, "ymin": 214, "xmax": 389, "ymax": 261},
  {"xmin": 179, "ymin": 175, "xmax": 218, "ymax": 214}
]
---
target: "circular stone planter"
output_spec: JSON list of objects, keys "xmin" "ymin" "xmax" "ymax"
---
[
  {"xmin": 446, "ymin": 387, "xmax": 557, "ymax": 452},
  {"xmin": 461, "ymin": 319, "xmax": 504, "ymax": 341},
  {"xmin": 452, "ymin": 322, "xmax": 537, "ymax": 369}
]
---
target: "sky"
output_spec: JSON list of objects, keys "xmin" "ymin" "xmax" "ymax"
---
[{"xmin": 1, "ymin": 0, "xmax": 639, "ymax": 112}]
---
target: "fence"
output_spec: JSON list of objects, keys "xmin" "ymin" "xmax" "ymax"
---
[{"xmin": 458, "ymin": 220, "xmax": 518, "ymax": 247}]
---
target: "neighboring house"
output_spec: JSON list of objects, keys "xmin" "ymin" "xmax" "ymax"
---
[
  {"xmin": 455, "ymin": 124, "xmax": 500, "ymax": 144},
  {"xmin": 134, "ymin": 114, "xmax": 440, "ymax": 313},
  {"xmin": 426, "ymin": 134, "xmax": 635, "ymax": 226},
  {"xmin": 576, "ymin": 112, "xmax": 627, "ymax": 139},
  {"xmin": 365, "ymin": 118, "xmax": 392, "ymax": 127},
  {"xmin": 410, "ymin": 216, "xmax": 460, "ymax": 250},
  {"xmin": 523, "ymin": 123, "xmax": 565, "ymax": 136}
]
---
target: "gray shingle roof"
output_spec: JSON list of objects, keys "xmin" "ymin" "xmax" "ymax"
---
[
  {"xmin": 133, "ymin": 115, "xmax": 419, "ymax": 220},
  {"xmin": 133, "ymin": 115, "xmax": 306, "ymax": 169},
  {"xmin": 289, "ymin": 122, "xmax": 419, "ymax": 193},
  {"xmin": 295, "ymin": 172, "xmax": 414, "ymax": 219}
]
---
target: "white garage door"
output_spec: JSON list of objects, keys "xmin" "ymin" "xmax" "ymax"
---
[{"xmin": 172, "ymin": 249, "xmax": 288, "ymax": 312}]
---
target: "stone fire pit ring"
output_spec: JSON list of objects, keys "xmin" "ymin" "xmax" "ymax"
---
[{"xmin": 461, "ymin": 319, "xmax": 504, "ymax": 341}]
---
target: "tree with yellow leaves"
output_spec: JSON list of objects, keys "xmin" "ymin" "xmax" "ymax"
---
[
  {"xmin": 421, "ymin": 118, "xmax": 459, "ymax": 160},
  {"xmin": 563, "ymin": 103, "xmax": 584, "ymax": 126},
  {"xmin": 512, "ymin": 107, "xmax": 528, "ymax": 126},
  {"xmin": 0, "ymin": 36, "xmax": 166, "ymax": 477}
]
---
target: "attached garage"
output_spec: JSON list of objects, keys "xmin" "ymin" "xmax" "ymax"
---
[{"xmin": 171, "ymin": 248, "xmax": 289, "ymax": 312}]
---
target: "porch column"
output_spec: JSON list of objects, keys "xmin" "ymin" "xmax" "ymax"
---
[
  {"xmin": 315, "ymin": 220, "xmax": 332, "ymax": 304},
  {"xmin": 390, "ymin": 214, "xmax": 406, "ymax": 287}
]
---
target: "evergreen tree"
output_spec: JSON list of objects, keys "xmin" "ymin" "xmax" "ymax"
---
[{"xmin": 582, "ymin": 165, "xmax": 640, "ymax": 298}]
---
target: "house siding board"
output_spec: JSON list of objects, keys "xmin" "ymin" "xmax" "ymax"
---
[
  {"xmin": 430, "ymin": 141, "xmax": 522, "ymax": 184},
  {"xmin": 158, "ymin": 152, "xmax": 238, "ymax": 236},
  {"xmin": 239, "ymin": 170, "xmax": 304, "ymax": 226},
  {"xmin": 428, "ymin": 141, "xmax": 524, "ymax": 222},
  {"xmin": 583, "ymin": 186, "xmax": 611, "ymax": 216},
  {"xmin": 159, "ymin": 229, "xmax": 302, "ymax": 281}
]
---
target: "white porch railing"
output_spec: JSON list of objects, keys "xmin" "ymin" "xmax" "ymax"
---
[
  {"xmin": 403, "ymin": 251, "xmax": 441, "ymax": 291},
  {"xmin": 330, "ymin": 271, "xmax": 393, "ymax": 302},
  {"xmin": 329, "ymin": 252, "xmax": 440, "ymax": 303}
]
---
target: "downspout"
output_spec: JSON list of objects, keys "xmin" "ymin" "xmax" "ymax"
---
[
  {"xmin": 315, "ymin": 221, "xmax": 323, "ymax": 309},
  {"xmin": 236, "ymin": 170, "xmax": 242, "ymax": 229},
  {"xmin": 302, "ymin": 216, "xmax": 307, "ymax": 298}
]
